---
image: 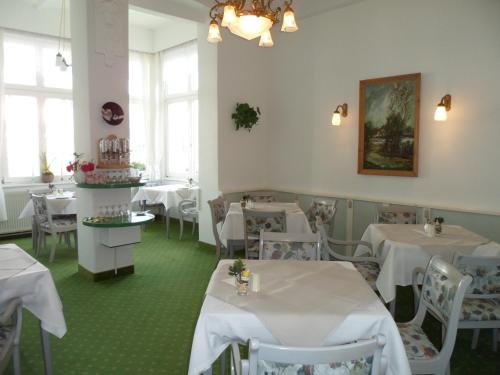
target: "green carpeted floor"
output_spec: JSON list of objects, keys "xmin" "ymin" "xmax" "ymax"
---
[{"xmin": 1, "ymin": 221, "xmax": 499, "ymax": 374}]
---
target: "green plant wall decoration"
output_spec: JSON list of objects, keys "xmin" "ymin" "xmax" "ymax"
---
[{"xmin": 232, "ymin": 102, "xmax": 261, "ymax": 131}]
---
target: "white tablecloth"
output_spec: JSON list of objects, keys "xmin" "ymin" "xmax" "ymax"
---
[
  {"xmin": 220, "ymin": 202, "xmax": 311, "ymax": 244},
  {"xmin": 19, "ymin": 192, "xmax": 77, "ymax": 219},
  {"xmin": 131, "ymin": 184, "xmax": 199, "ymax": 211},
  {"xmin": 0, "ymin": 244, "xmax": 67, "ymax": 338},
  {"xmin": 188, "ymin": 260, "xmax": 411, "ymax": 375},
  {"xmin": 355, "ymin": 224, "xmax": 489, "ymax": 303}
]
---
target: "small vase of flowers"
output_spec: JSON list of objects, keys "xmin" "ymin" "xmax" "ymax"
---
[
  {"xmin": 66, "ymin": 153, "xmax": 95, "ymax": 184},
  {"xmin": 229, "ymin": 259, "xmax": 250, "ymax": 295}
]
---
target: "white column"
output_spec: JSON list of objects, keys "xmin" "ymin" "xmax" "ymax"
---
[{"xmin": 71, "ymin": 0, "xmax": 132, "ymax": 277}]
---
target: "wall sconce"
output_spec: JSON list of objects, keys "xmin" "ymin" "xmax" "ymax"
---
[
  {"xmin": 434, "ymin": 94, "xmax": 451, "ymax": 122},
  {"xmin": 331, "ymin": 103, "xmax": 348, "ymax": 126}
]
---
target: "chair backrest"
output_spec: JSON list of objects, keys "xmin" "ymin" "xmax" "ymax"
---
[
  {"xmin": 452, "ymin": 253, "xmax": 500, "ymax": 298},
  {"xmin": 376, "ymin": 205, "xmax": 417, "ymax": 224},
  {"xmin": 305, "ymin": 199, "xmax": 337, "ymax": 232},
  {"xmin": 259, "ymin": 230, "xmax": 321, "ymax": 261},
  {"xmin": 414, "ymin": 256, "xmax": 472, "ymax": 364},
  {"xmin": 31, "ymin": 194, "xmax": 50, "ymax": 225},
  {"xmin": 247, "ymin": 191, "xmax": 276, "ymax": 203},
  {"xmin": 316, "ymin": 219, "xmax": 349, "ymax": 261},
  {"xmin": 207, "ymin": 196, "xmax": 227, "ymax": 247},
  {"xmin": 245, "ymin": 335, "xmax": 386, "ymax": 375},
  {"xmin": 242, "ymin": 209, "xmax": 286, "ymax": 256},
  {"xmin": 178, "ymin": 199, "xmax": 197, "ymax": 215}
]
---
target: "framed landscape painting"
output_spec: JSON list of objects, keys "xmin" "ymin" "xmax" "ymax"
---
[{"xmin": 358, "ymin": 73, "xmax": 421, "ymax": 177}]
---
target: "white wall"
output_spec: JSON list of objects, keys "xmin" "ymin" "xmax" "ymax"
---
[
  {"xmin": 197, "ymin": 23, "xmax": 219, "ymax": 244},
  {"xmin": 266, "ymin": 0, "xmax": 500, "ymax": 214},
  {"xmin": 217, "ymin": 33, "xmax": 272, "ymax": 192},
  {"xmin": 129, "ymin": 25, "xmax": 153, "ymax": 52}
]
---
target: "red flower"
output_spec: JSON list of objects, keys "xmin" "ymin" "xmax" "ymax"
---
[{"xmin": 66, "ymin": 164, "xmax": 73, "ymax": 172}]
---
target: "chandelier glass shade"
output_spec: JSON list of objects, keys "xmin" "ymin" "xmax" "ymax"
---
[{"xmin": 207, "ymin": 0, "xmax": 298, "ymax": 46}]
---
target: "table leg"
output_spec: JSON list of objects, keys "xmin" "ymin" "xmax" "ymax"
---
[
  {"xmin": 220, "ymin": 349, "xmax": 226, "ymax": 374},
  {"xmin": 40, "ymin": 323, "xmax": 53, "ymax": 375},
  {"xmin": 203, "ymin": 369, "xmax": 213, "ymax": 375},
  {"xmin": 389, "ymin": 298, "xmax": 396, "ymax": 316}
]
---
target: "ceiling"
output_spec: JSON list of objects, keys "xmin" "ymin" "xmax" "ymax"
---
[
  {"xmin": 193, "ymin": 0, "xmax": 368, "ymax": 20},
  {"xmin": 129, "ymin": 8, "xmax": 194, "ymax": 30}
]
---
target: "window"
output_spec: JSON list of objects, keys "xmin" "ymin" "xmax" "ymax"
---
[
  {"xmin": 1, "ymin": 32, "xmax": 73, "ymax": 180},
  {"xmin": 161, "ymin": 41, "xmax": 198, "ymax": 179}
]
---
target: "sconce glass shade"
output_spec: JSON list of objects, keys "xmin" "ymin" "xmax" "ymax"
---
[
  {"xmin": 259, "ymin": 30, "xmax": 274, "ymax": 47},
  {"xmin": 281, "ymin": 9, "xmax": 298, "ymax": 32},
  {"xmin": 207, "ymin": 20, "xmax": 222, "ymax": 43},
  {"xmin": 434, "ymin": 105, "xmax": 448, "ymax": 122},
  {"xmin": 331, "ymin": 111, "xmax": 341, "ymax": 126},
  {"xmin": 228, "ymin": 15, "xmax": 273, "ymax": 40},
  {"xmin": 221, "ymin": 5, "xmax": 237, "ymax": 27}
]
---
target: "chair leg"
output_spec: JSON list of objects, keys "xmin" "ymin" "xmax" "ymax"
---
[
  {"xmin": 13, "ymin": 343, "xmax": 21, "ymax": 375},
  {"xmin": 179, "ymin": 215, "xmax": 184, "ymax": 240},
  {"xmin": 49, "ymin": 233, "xmax": 57, "ymax": 262},
  {"xmin": 471, "ymin": 329, "xmax": 480, "ymax": 349},
  {"xmin": 192, "ymin": 217, "xmax": 196, "ymax": 235},
  {"xmin": 165, "ymin": 208, "xmax": 170, "ymax": 238},
  {"xmin": 73, "ymin": 231, "xmax": 78, "ymax": 250},
  {"xmin": 389, "ymin": 299, "xmax": 396, "ymax": 316}
]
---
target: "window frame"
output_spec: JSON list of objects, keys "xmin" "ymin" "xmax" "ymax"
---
[{"xmin": 1, "ymin": 32, "xmax": 73, "ymax": 183}]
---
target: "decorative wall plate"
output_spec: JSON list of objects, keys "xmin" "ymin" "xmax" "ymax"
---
[{"xmin": 101, "ymin": 102, "xmax": 124, "ymax": 125}]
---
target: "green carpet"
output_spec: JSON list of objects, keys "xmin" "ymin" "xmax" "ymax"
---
[{"xmin": 1, "ymin": 221, "xmax": 499, "ymax": 374}]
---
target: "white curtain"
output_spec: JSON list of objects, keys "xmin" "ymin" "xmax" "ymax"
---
[{"xmin": 0, "ymin": 30, "xmax": 7, "ymax": 221}]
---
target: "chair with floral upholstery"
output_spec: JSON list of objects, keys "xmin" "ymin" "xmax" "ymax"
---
[
  {"xmin": 304, "ymin": 199, "xmax": 337, "ymax": 233},
  {"xmin": 259, "ymin": 230, "xmax": 321, "ymax": 261},
  {"xmin": 316, "ymin": 218, "xmax": 381, "ymax": 291},
  {"xmin": 208, "ymin": 195, "xmax": 229, "ymax": 266},
  {"xmin": 376, "ymin": 205, "xmax": 418, "ymax": 224},
  {"xmin": 399, "ymin": 256, "xmax": 472, "ymax": 375},
  {"xmin": 413, "ymin": 253, "xmax": 500, "ymax": 352},
  {"xmin": 247, "ymin": 191, "xmax": 276, "ymax": 203},
  {"xmin": 230, "ymin": 335, "xmax": 386, "ymax": 375},
  {"xmin": 0, "ymin": 298, "xmax": 22, "ymax": 375},
  {"xmin": 242, "ymin": 209, "xmax": 286, "ymax": 259},
  {"xmin": 178, "ymin": 199, "xmax": 199, "ymax": 240},
  {"xmin": 32, "ymin": 194, "xmax": 77, "ymax": 262}
]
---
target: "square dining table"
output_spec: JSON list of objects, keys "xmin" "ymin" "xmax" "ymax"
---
[
  {"xmin": 355, "ymin": 224, "xmax": 489, "ymax": 304},
  {"xmin": 188, "ymin": 260, "xmax": 411, "ymax": 375},
  {"xmin": 0, "ymin": 244, "xmax": 67, "ymax": 375},
  {"xmin": 219, "ymin": 202, "xmax": 312, "ymax": 246}
]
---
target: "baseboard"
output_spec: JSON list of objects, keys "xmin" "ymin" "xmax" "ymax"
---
[{"xmin": 78, "ymin": 264, "xmax": 135, "ymax": 282}]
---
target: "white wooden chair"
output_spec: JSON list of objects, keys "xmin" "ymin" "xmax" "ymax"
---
[
  {"xmin": 231, "ymin": 335, "xmax": 386, "ymax": 375},
  {"xmin": 242, "ymin": 209, "xmax": 286, "ymax": 259},
  {"xmin": 399, "ymin": 256, "xmax": 472, "ymax": 375},
  {"xmin": 0, "ymin": 298, "xmax": 22, "ymax": 375},
  {"xmin": 376, "ymin": 205, "xmax": 418, "ymax": 224},
  {"xmin": 246, "ymin": 191, "xmax": 276, "ymax": 203},
  {"xmin": 178, "ymin": 199, "xmax": 199, "ymax": 240},
  {"xmin": 208, "ymin": 195, "xmax": 228, "ymax": 266},
  {"xmin": 316, "ymin": 218, "xmax": 381, "ymax": 291},
  {"xmin": 32, "ymin": 194, "xmax": 77, "ymax": 262},
  {"xmin": 258, "ymin": 230, "xmax": 321, "ymax": 261},
  {"xmin": 413, "ymin": 253, "xmax": 500, "ymax": 352},
  {"xmin": 304, "ymin": 198, "xmax": 337, "ymax": 233}
]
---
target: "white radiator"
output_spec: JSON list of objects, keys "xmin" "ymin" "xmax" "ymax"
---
[{"xmin": 0, "ymin": 190, "xmax": 31, "ymax": 235}]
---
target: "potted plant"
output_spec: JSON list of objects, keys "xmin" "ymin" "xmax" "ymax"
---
[
  {"xmin": 232, "ymin": 103, "xmax": 261, "ymax": 131},
  {"xmin": 40, "ymin": 152, "xmax": 54, "ymax": 183}
]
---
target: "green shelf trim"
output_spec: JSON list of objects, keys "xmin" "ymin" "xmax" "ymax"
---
[
  {"xmin": 76, "ymin": 182, "xmax": 145, "ymax": 189},
  {"xmin": 82, "ymin": 213, "xmax": 155, "ymax": 228}
]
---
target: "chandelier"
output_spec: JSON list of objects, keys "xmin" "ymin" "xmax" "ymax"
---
[{"xmin": 207, "ymin": 0, "xmax": 298, "ymax": 47}]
